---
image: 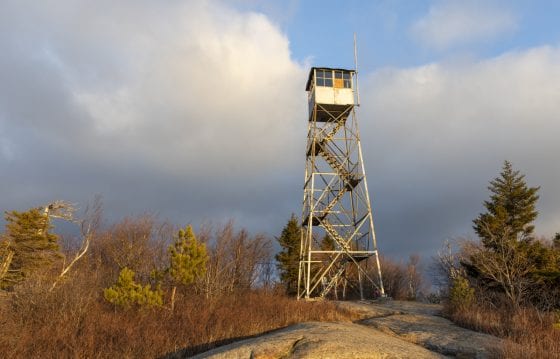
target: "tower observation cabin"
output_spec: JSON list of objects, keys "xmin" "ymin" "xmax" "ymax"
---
[{"xmin": 306, "ymin": 67, "xmax": 355, "ymax": 122}]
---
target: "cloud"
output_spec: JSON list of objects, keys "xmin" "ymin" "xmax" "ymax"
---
[
  {"xmin": 1, "ymin": 0, "xmax": 306, "ymax": 179},
  {"xmin": 1, "ymin": 0, "xmax": 559, "ymax": 261},
  {"xmin": 0, "ymin": 0, "xmax": 306, "ymax": 231},
  {"xmin": 411, "ymin": 1, "xmax": 517, "ymax": 50},
  {"xmin": 359, "ymin": 45, "xmax": 560, "ymax": 256}
]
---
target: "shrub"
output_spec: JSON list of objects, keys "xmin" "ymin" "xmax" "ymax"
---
[
  {"xmin": 448, "ymin": 276, "xmax": 474, "ymax": 309},
  {"xmin": 103, "ymin": 267, "xmax": 163, "ymax": 309}
]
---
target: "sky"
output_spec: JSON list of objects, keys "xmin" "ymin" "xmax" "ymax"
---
[{"xmin": 1, "ymin": 0, "xmax": 560, "ymax": 260}]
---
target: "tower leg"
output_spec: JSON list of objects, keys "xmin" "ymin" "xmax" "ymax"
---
[{"xmin": 358, "ymin": 265, "xmax": 364, "ymax": 300}]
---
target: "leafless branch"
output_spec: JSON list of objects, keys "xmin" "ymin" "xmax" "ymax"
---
[{"xmin": 50, "ymin": 195, "xmax": 103, "ymax": 291}]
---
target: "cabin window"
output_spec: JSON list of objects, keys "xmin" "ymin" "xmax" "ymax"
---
[
  {"xmin": 316, "ymin": 70, "xmax": 351, "ymax": 88},
  {"xmin": 334, "ymin": 71, "xmax": 344, "ymax": 88},
  {"xmin": 343, "ymin": 72, "xmax": 351, "ymax": 88},
  {"xmin": 316, "ymin": 69, "xmax": 333, "ymax": 87}
]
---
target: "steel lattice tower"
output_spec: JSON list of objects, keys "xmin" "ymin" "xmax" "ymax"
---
[{"xmin": 298, "ymin": 67, "xmax": 385, "ymax": 300}]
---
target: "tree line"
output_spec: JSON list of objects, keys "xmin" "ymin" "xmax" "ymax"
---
[
  {"xmin": 0, "ymin": 202, "xmax": 274, "ymax": 310},
  {"xmin": 0, "ymin": 199, "xmax": 427, "ymax": 306},
  {"xmin": 4, "ymin": 160, "xmax": 556, "ymax": 310}
]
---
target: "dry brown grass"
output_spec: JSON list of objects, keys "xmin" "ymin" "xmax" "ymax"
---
[
  {"xmin": 0, "ymin": 274, "xmax": 358, "ymax": 358},
  {"xmin": 448, "ymin": 304, "xmax": 560, "ymax": 359}
]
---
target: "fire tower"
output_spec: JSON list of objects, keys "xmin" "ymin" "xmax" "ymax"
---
[{"xmin": 298, "ymin": 67, "xmax": 385, "ymax": 300}]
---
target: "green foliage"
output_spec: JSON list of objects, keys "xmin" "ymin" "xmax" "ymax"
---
[
  {"xmin": 467, "ymin": 162, "xmax": 540, "ymax": 307},
  {"xmin": 426, "ymin": 292, "xmax": 441, "ymax": 304},
  {"xmin": 473, "ymin": 161, "xmax": 539, "ymax": 247},
  {"xmin": 103, "ymin": 267, "xmax": 163, "ymax": 309},
  {"xmin": 320, "ymin": 234, "xmax": 336, "ymax": 251},
  {"xmin": 463, "ymin": 161, "xmax": 560, "ymax": 309},
  {"xmin": 529, "ymin": 240, "xmax": 560, "ymax": 302},
  {"xmin": 449, "ymin": 276, "xmax": 475, "ymax": 309},
  {"xmin": 1, "ymin": 208, "xmax": 60, "ymax": 289},
  {"xmin": 527, "ymin": 240, "xmax": 559, "ymax": 276},
  {"xmin": 275, "ymin": 214, "xmax": 301, "ymax": 295},
  {"xmin": 168, "ymin": 225, "xmax": 208, "ymax": 286}
]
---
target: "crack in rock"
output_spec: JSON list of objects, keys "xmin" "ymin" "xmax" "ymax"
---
[{"xmin": 279, "ymin": 336, "xmax": 305, "ymax": 359}]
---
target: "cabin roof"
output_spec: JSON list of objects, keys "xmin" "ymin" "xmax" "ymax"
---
[{"xmin": 306, "ymin": 67, "xmax": 355, "ymax": 91}]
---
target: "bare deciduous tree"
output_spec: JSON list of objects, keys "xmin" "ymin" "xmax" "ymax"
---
[
  {"xmin": 406, "ymin": 254, "xmax": 424, "ymax": 299},
  {"xmin": 431, "ymin": 240, "xmax": 467, "ymax": 293},
  {"xmin": 50, "ymin": 196, "xmax": 103, "ymax": 291},
  {"xmin": 374, "ymin": 256, "xmax": 406, "ymax": 299},
  {"xmin": 463, "ymin": 223, "xmax": 535, "ymax": 308},
  {"xmin": 199, "ymin": 222, "xmax": 272, "ymax": 298},
  {"xmin": 92, "ymin": 214, "xmax": 171, "ymax": 280}
]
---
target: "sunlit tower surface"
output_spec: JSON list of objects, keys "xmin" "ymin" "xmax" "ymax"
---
[{"xmin": 298, "ymin": 66, "xmax": 385, "ymax": 300}]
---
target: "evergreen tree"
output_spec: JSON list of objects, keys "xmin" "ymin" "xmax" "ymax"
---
[
  {"xmin": 0, "ymin": 208, "xmax": 60, "ymax": 289},
  {"xmin": 167, "ymin": 225, "xmax": 208, "ymax": 310},
  {"xmin": 448, "ymin": 275, "xmax": 475, "ymax": 309},
  {"xmin": 168, "ymin": 225, "xmax": 208, "ymax": 286},
  {"xmin": 275, "ymin": 214, "xmax": 301, "ymax": 295},
  {"xmin": 473, "ymin": 160, "xmax": 539, "ymax": 247},
  {"xmin": 466, "ymin": 161, "xmax": 544, "ymax": 308},
  {"xmin": 554, "ymin": 233, "xmax": 560, "ymax": 249},
  {"xmin": 319, "ymin": 234, "xmax": 336, "ymax": 267},
  {"xmin": 320, "ymin": 233, "xmax": 336, "ymax": 251},
  {"xmin": 104, "ymin": 267, "xmax": 163, "ymax": 309}
]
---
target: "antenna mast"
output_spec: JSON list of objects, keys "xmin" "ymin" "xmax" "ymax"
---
[{"xmin": 354, "ymin": 33, "xmax": 360, "ymax": 106}]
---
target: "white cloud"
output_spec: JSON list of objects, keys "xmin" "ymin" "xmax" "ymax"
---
[
  {"xmin": 411, "ymin": 1, "xmax": 517, "ymax": 50},
  {"xmin": 360, "ymin": 46, "xmax": 560, "ymax": 243},
  {"xmin": 0, "ymin": 0, "xmax": 306, "ymax": 181},
  {"xmin": 0, "ymin": 0, "xmax": 308, "ymax": 234}
]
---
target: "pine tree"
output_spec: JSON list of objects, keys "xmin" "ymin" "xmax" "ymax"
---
[
  {"xmin": 466, "ymin": 161, "xmax": 541, "ymax": 308},
  {"xmin": 167, "ymin": 225, "xmax": 208, "ymax": 309},
  {"xmin": 275, "ymin": 214, "xmax": 301, "ymax": 295},
  {"xmin": 319, "ymin": 234, "xmax": 336, "ymax": 265},
  {"xmin": 448, "ymin": 276, "xmax": 475, "ymax": 309},
  {"xmin": 103, "ymin": 267, "xmax": 163, "ymax": 309},
  {"xmin": 473, "ymin": 160, "xmax": 539, "ymax": 247},
  {"xmin": 320, "ymin": 234, "xmax": 336, "ymax": 251},
  {"xmin": 0, "ymin": 208, "xmax": 60, "ymax": 289},
  {"xmin": 168, "ymin": 226, "xmax": 208, "ymax": 286}
]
